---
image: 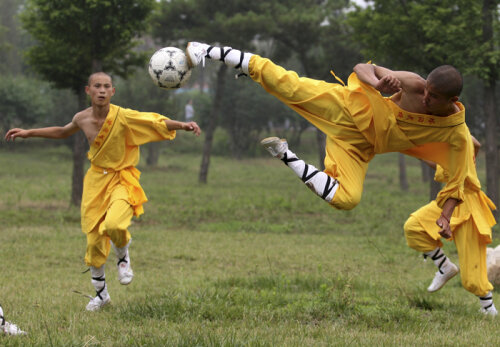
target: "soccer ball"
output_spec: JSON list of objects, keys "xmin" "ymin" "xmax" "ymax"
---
[{"xmin": 148, "ymin": 47, "xmax": 192, "ymax": 89}]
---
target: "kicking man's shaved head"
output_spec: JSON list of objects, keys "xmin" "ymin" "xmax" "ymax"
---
[{"xmin": 427, "ymin": 65, "xmax": 463, "ymax": 98}]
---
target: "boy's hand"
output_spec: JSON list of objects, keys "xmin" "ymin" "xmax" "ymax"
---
[
  {"xmin": 5, "ymin": 128, "xmax": 28, "ymax": 141},
  {"xmin": 183, "ymin": 121, "xmax": 201, "ymax": 136}
]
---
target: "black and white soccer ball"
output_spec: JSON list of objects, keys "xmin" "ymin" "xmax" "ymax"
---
[{"xmin": 148, "ymin": 47, "xmax": 192, "ymax": 89}]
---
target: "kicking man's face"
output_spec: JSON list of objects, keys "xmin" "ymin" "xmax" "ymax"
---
[
  {"xmin": 86, "ymin": 73, "xmax": 115, "ymax": 106},
  {"xmin": 423, "ymin": 82, "xmax": 457, "ymax": 115}
]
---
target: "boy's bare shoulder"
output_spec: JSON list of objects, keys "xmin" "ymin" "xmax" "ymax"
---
[{"xmin": 73, "ymin": 107, "xmax": 92, "ymax": 123}]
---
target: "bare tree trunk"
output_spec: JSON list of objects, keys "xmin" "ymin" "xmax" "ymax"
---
[
  {"xmin": 483, "ymin": 82, "xmax": 498, "ymax": 218},
  {"xmin": 430, "ymin": 172, "xmax": 441, "ymax": 201},
  {"xmin": 146, "ymin": 142, "xmax": 160, "ymax": 167},
  {"xmin": 399, "ymin": 153, "xmax": 409, "ymax": 191},
  {"xmin": 482, "ymin": 0, "xmax": 499, "ymax": 218},
  {"xmin": 316, "ymin": 129, "xmax": 326, "ymax": 171},
  {"xmin": 199, "ymin": 64, "xmax": 227, "ymax": 183},
  {"xmin": 420, "ymin": 160, "xmax": 431, "ymax": 182},
  {"xmin": 71, "ymin": 87, "xmax": 87, "ymax": 206}
]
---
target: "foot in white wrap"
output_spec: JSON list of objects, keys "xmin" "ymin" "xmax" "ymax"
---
[
  {"xmin": 261, "ymin": 136, "xmax": 338, "ymax": 202},
  {"xmin": 186, "ymin": 42, "xmax": 210, "ymax": 67},
  {"xmin": 86, "ymin": 295, "xmax": 111, "ymax": 312},
  {"xmin": 427, "ymin": 261, "xmax": 459, "ymax": 292},
  {"xmin": 261, "ymin": 137, "xmax": 288, "ymax": 159},
  {"xmin": 2, "ymin": 322, "xmax": 27, "ymax": 336},
  {"xmin": 479, "ymin": 292, "xmax": 498, "ymax": 316},
  {"xmin": 0, "ymin": 305, "xmax": 26, "ymax": 336},
  {"xmin": 112, "ymin": 241, "xmax": 134, "ymax": 285},
  {"xmin": 86, "ymin": 266, "xmax": 111, "ymax": 311},
  {"xmin": 186, "ymin": 41, "xmax": 253, "ymax": 75}
]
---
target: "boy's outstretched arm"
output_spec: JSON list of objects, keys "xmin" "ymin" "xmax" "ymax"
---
[
  {"xmin": 5, "ymin": 121, "xmax": 80, "ymax": 141},
  {"xmin": 164, "ymin": 119, "xmax": 201, "ymax": 136}
]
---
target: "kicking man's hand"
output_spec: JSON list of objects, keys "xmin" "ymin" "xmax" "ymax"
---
[
  {"xmin": 183, "ymin": 121, "xmax": 201, "ymax": 136},
  {"xmin": 5, "ymin": 128, "xmax": 29, "ymax": 141},
  {"xmin": 375, "ymin": 75, "xmax": 402, "ymax": 94}
]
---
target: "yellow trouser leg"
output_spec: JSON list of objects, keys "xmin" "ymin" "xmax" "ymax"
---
[
  {"xmin": 85, "ymin": 190, "xmax": 133, "ymax": 267},
  {"xmin": 250, "ymin": 56, "xmax": 374, "ymax": 210},
  {"xmin": 404, "ymin": 215, "xmax": 443, "ymax": 253},
  {"xmin": 453, "ymin": 219, "xmax": 493, "ymax": 297}
]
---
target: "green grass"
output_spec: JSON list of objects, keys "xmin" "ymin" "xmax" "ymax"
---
[{"xmin": 0, "ymin": 137, "xmax": 499, "ymax": 346}]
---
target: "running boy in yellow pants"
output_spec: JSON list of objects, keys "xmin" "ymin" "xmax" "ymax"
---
[
  {"xmin": 186, "ymin": 42, "xmax": 476, "ymax": 239},
  {"xmin": 5, "ymin": 72, "xmax": 201, "ymax": 311},
  {"xmin": 404, "ymin": 136, "xmax": 497, "ymax": 315}
]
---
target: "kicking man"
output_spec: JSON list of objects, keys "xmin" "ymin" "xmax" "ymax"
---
[{"xmin": 185, "ymin": 41, "xmax": 474, "ymax": 240}]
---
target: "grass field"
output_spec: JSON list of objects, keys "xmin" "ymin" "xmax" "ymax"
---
[{"xmin": 1, "ymin": 135, "xmax": 499, "ymax": 346}]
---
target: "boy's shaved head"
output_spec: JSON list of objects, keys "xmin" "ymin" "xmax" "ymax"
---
[{"xmin": 88, "ymin": 72, "xmax": 113, "ymax": 86}]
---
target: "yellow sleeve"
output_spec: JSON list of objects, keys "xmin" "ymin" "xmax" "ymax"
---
[
  {"xmin": 434, "ymin": 165, "xmax": 449, "ymax": 183},
  {"xmin": 122, "ymin": 108, "xmax": 176, "ymax": 146},
  {"xmin": 435, "ymin": 128, "xmax": 470, "ymax": 207}
]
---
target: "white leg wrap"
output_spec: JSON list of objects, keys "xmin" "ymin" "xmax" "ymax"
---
[
  {"xmin": 425, "ymin": 247, "xmax": 453, "ymax": 273},
  {"xmin": 480, "ymin": 291, "xmax": 494, "ymax": 309},
  {"xmin": 90, "ymin": 266, "xmax": 108, "ymax": 300},
  {"xmin": 111, "ymin": 240, "xmax": 130, "ymax": 260},
  {"xmin": 206, "ymin": 46, "xmax": 253, "ymax": 74},
  {"xmin": 281, "ymin": 149, "xmax": 338, "ymax": 202}
]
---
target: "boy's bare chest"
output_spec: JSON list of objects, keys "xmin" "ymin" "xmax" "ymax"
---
[{"xmin": 82, "ymin": 118, "xmax": 106, "ymax": 145}]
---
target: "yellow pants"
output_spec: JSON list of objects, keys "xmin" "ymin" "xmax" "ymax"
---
[
  {"xmin": 84, "ymin": 186, "xmax": 133, "ymax": 267},
  {"xmin": 249, "ymin": 56, "xmax": 375, "ymax": 210},
  {"xmin": 404, "ymin": 203, "xmax": 492, "ymax": 297}
]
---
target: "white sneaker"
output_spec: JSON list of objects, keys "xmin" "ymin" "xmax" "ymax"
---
[
  {"xmin": 117, "ymin": 253, "xmax": 134, "ymax": 285},
  {"xmin": 186, "ymin": 42, "xmax": 209, "ymax": 67},
  {"xmin": 481, "ymin": 304, "xmax": 498, "ymax": 316},
  {"xmin": 1, "ymin": 321, "xmax": 27, "ymax": 336},
  {"xmin": 86, "ymin": 294, "xmax": 111, "ymax": 312},
  {"xmin": 427, "ymin": 262, "xmax": 459, "ymax": 292},
  {"xmin": 260, "ymin": 137, "xmax": 288, "ymax": 159}
]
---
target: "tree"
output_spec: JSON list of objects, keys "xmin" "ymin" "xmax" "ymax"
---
[
  {"xmin": 0, "ymin": 76, "xmax": 53, "ymax": 133},
  {"xmin": 349, "ymin": 0, "xmax": 499, "ymax": 211},
  {"xmin": 0, "ymin": 0, "xmax": 25, "ymax": 75},
  {"xmin": 21, "ymin": 0, "xmax": 155, "ymax": 206},
  {"xmin": 152, "ymin": 0, "xmax": 269, "ymax": 183}
]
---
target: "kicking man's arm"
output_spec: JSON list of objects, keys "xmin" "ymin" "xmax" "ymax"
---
[
  {"xmin": 353, "ymin": 64, "xmax": 425, "ymax": 95},
  {"xmin": 5, "ymin": 120, "xmax": 80, "ymax": 141},
  {"xmin": 164, "ymin": 119, "xmax": 201, "ymax": 136}
]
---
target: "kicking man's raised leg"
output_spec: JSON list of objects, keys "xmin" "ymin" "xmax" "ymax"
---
[{"xmin": 186, "ymin": 42, "xmax": 253, "ymax": 75}]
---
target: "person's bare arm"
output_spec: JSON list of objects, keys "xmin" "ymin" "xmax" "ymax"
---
[
  {"xmin": 436, "ymin": 198, "xmax": 459, "ymax": 239},
  {"xmin": 353, "ymin": 63, "xmax": 425, "ymax": 95},
  {"xmin": 164, "ymin": 119, "xmax": 201, "ymax": 136},
  {"xmin": 5, "ymin": 120, "xmax": 80, "ymax": 141},
  {"xmin": 471, "ymin": 135, "xmax": 481, "ymax": 158}
]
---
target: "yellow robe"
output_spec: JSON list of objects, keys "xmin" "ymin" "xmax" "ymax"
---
[
  {"xmin": 81, "ymin": 104, "xmax": 176, "ymax": 235},
  {"xmin": 249, "ymin": 56, "xmax": 474, "ymax": 209},
  {"xmin": 404, "ymin": 138, "xmax": 496, "ymax": 296}
]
